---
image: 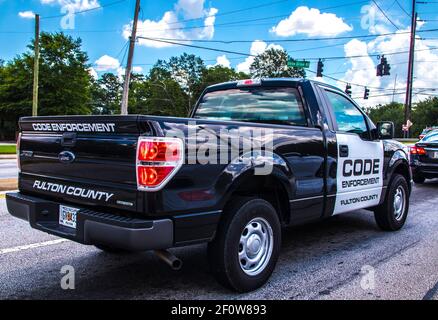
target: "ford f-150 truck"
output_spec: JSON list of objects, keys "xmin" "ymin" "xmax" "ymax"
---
[{"xmin": 6, "ymin": 78, "xmax": 411, "ymax": 292}]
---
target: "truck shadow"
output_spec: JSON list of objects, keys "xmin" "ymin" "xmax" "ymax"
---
[{"xmin": 10, "ymin": 210, "xmax": 389, "ymax": 300}]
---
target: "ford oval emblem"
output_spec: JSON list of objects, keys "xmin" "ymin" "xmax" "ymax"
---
[{"xmin": 59, "ymin": 151, "xmax": 75, "ymax": 164}]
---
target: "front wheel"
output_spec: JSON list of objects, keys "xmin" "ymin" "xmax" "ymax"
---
[
  {"xmin": 207, "ymin": 197, "xmax": 281, "ymax": 292},
  {"xmin": 374, "ymin": 174, "xmax": 410, "ymax": 231}
]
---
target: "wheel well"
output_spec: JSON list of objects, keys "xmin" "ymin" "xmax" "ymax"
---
[
  {"xmin": 392, "ymin": 163, "xmax": 411, "ymax": 193},
  {"xmin": 227, "ymin": 175, "xmax": 290, "ymax": 225}
]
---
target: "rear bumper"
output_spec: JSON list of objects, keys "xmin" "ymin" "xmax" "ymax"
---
[
  {"xmin": 6, "ymin": 192, "xmax": 173, "ymax": 251},
  {"xmin": 411, "ymin": 162, "xmax": 438, "ymax": 178}
]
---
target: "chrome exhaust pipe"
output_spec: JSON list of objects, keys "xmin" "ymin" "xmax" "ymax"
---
[{"xmin": 154, "ymin": 250, "xmax": 182, "ymax": 271}]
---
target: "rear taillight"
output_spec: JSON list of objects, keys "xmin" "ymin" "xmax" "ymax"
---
[
  {"xmin": 16, "ymin": 133, "xmax": 21, "ymax": 173},
  {"xmin": 410, "ymin": 146, "xmax": 427, "ymax": 155},
  {"xmin": 136, "ymin": 137, "xmax": 184, "ymax": 191}
]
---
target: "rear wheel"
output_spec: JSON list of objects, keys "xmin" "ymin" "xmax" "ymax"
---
[
  {"xmin": 374, "ymin": 174, "xmax": 409, "ymax": 231},
  {"xmin": 207, "ymin": 197, "xmax": 281, "ymax": 292}
]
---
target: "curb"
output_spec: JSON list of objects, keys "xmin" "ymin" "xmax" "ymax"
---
[
  {"xmin": 0, "ymin": 155, "xmax": 17, "ymax": 160},
  {"xmin": 0, "ymin": 179, "xmax": 18, "ymax": 192}
]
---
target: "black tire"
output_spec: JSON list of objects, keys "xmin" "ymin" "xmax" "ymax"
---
[
  {"xmin": 374, "ymin": 174, "xmax": 410, "ymax": 231},
  {"xmin": 207, "ymin": 197, "xmax": 281, "ymax": 292},
  {"xmin": 413, "ymin": 174, "xmax": 425, "ymax": 184},
  {"xmin": 94, "ymin": 244, "xmax": 131, "ymax": 254}
]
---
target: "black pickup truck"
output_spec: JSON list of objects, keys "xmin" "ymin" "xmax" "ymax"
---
[{"xmin": 7, "ymin": 78, "xmax": 411, "ymax": 292}]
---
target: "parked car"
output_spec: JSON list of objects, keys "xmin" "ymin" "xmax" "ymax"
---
[
  {"xmin": 6, "ymin": 79, "xmax": 411, "ymax": 292},
  {"xmin": 410, "ymin": 130, "xmax": 438, "ymax": 183},
  {"xmin": 419, "ymin": 126, "xmax": 438, "ymax": 140}
]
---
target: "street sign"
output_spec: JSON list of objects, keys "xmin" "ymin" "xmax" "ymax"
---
[{"xmin": 287, "ymin": 59, "xmax": 310, "ymax": 68}]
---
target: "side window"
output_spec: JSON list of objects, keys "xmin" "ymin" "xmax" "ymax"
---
[{"xmin": 325, "ymin": 90, "xmax": 369, "ymax": 139}]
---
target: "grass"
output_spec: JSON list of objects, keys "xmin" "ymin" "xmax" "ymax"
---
[{"xmin": 0, "ymin": 145, "xmax": 16, "ymax": 154}]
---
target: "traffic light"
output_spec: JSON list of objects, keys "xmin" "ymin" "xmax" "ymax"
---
[
  {"xmin": 317, "ymin": 59, "xmax": 324, "ymax": 77},
  {"xmin": 377, "ymin": 55, "xmax": 390, "ymax": 76},
  {"xmin": 376, "ymin": 62, "xmax": 383, "ymax": 77},
  {"xmin": 345, "ymin": 83, "xmax": 352, "ymax": 96},
  {"xmin": 383, "ymin": 56, "xmax": 391, "ymax": 76},
  {"xmin": 364, "ymin": 87, "xmax": 370, "ymax": 100}
]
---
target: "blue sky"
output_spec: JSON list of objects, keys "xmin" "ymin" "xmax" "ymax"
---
[{"xmin": 1, "ymin": 0, "xmax": 438, "ymax": 106}]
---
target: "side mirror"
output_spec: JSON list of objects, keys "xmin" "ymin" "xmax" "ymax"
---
[{"xmin": 377, "ymin": 121, "xmax": 394, "ymax": 140}]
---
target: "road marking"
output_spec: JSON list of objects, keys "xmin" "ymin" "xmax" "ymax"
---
[
  {"xmin": 0, "ymin": 239, "xmax": 69, "ymax": 255},
  {"xmin": 0, "ymin": 194, "xmax": 5, "ymax": 199}
]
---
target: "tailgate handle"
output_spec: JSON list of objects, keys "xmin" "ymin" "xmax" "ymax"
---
[{"xmin": 61, "ymin": 132, "xmax": 77, "ymax": 147}]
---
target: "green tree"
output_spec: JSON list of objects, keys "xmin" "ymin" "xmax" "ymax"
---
[
  {"xmin": 367, "ymin": 102, "xmax": 405, "ymax": 138},
  {"xmin": 250, "ymin": 48, "xmax": 306, "ymax": 78},
  {"xmin": 412, "ymin": 97, "xmax": 438, "ymax": 137},
  {"xmin": 153, "ymin": 53, "xmax": 206, "ymax": 113},
  {"xmin": 90, "ymin": 73, "xmax": 122, "ymax": 115},
  {"xmin": 0, "ymin": 32, "xmax": 93, "ymax": 136},
  {"xmin": 200, "ymin": 65, "xmax": 248, "ymax": 88}
]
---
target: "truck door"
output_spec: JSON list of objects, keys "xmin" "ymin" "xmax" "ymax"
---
[{"xmin": 322, "ymin": 89, "xmax": 384, "ymax": 215}]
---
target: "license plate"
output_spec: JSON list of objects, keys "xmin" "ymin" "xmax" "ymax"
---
[
  {"xmin": 433, "ymin": 152, "xmax": 438, "ymax": 159},
  {"xmin": 59, "ymin": 205, "xmax": 79, "ymax": 229}
]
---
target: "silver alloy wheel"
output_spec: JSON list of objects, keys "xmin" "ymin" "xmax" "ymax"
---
[
  {"xmin": 393, "ymin": 186, "xmax": 406, "ymax": 221},
  {"xmin": 238, "ymin": 217, "xmax": 274, "ymax": 276}
]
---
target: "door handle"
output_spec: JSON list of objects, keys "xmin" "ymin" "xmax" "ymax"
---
[{"xmin": 339, "ymin": 145, "xmax": 349, "ymax": 158}]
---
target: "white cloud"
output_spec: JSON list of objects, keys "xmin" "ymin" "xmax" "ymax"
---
[
  {"xmin": 198, "ymin": 7, "xmax": 218, "ymax": 39},
  {"xmin": 94, "ymin": 55, "xmax": 120, "ymax": 72},
  {"xmin": 132, "ymin": 66, "xmax": 143, "ymax": 73},
  {"xmin": 117, "ymin": 67, "xmax": 125, "ymax": 80},
  {"xmin": 41, "ymin": 0, "xmax": 100, "ymax": 12},
  {"xmin": 88, "ymin": 67, "xmax": 98, "ymax": 79},
  {"xmin": 18, "ymin": 11, "xmax": 36, "ymax": 19},
  {"xmin": 236, "ymin": 40, "xmax": 285, "ymax": 74},
  {"xmin": 123, "ymin": 0, "xmax": 218, "ymax": 48},
  {"xmin": 271, "ymin": 6, "xmax": 352, "ymax": 37},
  {"xmin": 208, "ymin": 55, "xmax": 231, "ymax": 68},
  {"xmin": 338, "ymin": 24, "xmax": 438, "ymax": 107},
  {"xmin": 175, "ymin": 0, "xmax": 205, "ymax": 19},
  {"xmin": 337, "ymin": 39, "xmax": 382, "ymax": 107}
]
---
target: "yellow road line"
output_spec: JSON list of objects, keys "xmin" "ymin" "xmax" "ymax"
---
[{"xmin": 0, "ymin": 194, "xmax": 5, "ymax": 200}]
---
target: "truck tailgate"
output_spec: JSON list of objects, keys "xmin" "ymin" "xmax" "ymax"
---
[{"xmin": 18, "ymin": 115, "xmax": 152, "ymax": 213}]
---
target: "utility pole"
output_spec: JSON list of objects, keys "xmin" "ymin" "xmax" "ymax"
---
[
  {"xmin": 120, "ymin": 0, "xmax": 141, "ymax": 115},
  {"xmin": 32, "ymin": 14, "xmax": 40, "ymax": 117},
  {"xmin": 404, "ymin": 0, "xmax": 417, "ymax": 138}
]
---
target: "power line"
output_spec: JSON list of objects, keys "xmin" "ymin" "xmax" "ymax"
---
[
  {"xmin": 139, "ymin": 36, "xmax": 438, "ymax": 62},
  {"xmin": 40, "ymin": 0, "xmax": 127, "ymax": 20},
  {"xmin": 395, "ymin": 0, "xmax": 411, "ymax": 17},
  {"xmin": 326, "ymin": 59, "xmax": 438, "ymax": 75},
  {"xmin": 147, "ymin": 28, "xmax": 438, "ymax": 44},
  {"xmin": 372, "ymin": 0, "xmax": 400, "ymax": 30},
  {"xmin": 137, "ymin": 36, "xmax": 255, "ymax": 57},
  {"xmin": 131, "ymin": 1, "xmax": 370, "ymax": 34},
  {"xmin": 163, "ymin": 0, "xmax": 290, "ymax": 26}
]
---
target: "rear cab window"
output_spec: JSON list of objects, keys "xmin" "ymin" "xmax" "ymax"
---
[{"xmin": 194, "ymin": 87, "xmax": 308, "ymax": 126}]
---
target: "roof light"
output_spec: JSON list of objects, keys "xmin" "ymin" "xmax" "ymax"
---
[{"xmin": 237, "ymin": 79, "xmax": 262, "ymax": 86}]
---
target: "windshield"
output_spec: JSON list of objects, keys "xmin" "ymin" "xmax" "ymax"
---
[
  {"xmin": 423, "ymin": 132, "xmax": 438, "ymax": 142},
  {"xmin": 194, "ymin": 87, "xmax": 307, "ymax": 126}
]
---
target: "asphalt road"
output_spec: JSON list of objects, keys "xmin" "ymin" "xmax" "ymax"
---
[
  {"xmin": 0, "ymin": 159, "xmax": 18, "ymax": 179},
  {"xmin": 0, "ymin": 182, "xmax": 437, "ymax": 300}
]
